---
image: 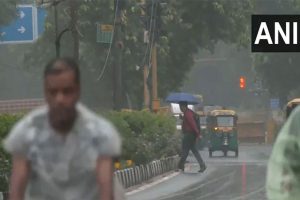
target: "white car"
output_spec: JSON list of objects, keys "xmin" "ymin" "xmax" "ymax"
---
[{"xmin": 169, "ymin": 103, "xmax": 195, "ymax": 131}]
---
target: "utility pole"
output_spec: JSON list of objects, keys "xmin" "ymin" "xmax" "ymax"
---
[
  {"xmin": 143, "ymin": 64, "xmax": 150, "ymax": 109},
  {"xmin": 150, "ymin": 0, "xmax": 161, "ymax": 112},
  {"xmin": 141, "ymin": 0, "xmax": 151, "ymax": 110},
  {"xmin": 112, "ymin": 0, "xmax": 124, "ymax": 111},
  {"xmin": 142, "ymin": 0, "xmax": 160, "ymax": 112},
  {"xmin": 151, "ymin": 43, "xmax": 159, "ymax": 112}
]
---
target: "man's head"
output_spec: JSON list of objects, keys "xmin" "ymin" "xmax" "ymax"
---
[
  {"xmin": 44, "ymin": 57, "xmax": 80, "ymax": 132},
  {"xmin": 179, "ymin": 101, "xmax": 188, "ymax": 112}
]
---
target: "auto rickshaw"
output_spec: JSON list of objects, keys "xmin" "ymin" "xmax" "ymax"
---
[
  {"xmin": 196, "ymin": 111, "xmax": 208, "ymax": 149},
  {"xmin": 207, "ymin": 110, "xmax": 238, "ymax": 157},
  {"xmin": 286, "ymin": 98, "xmax": 300, "ymax": 118}
]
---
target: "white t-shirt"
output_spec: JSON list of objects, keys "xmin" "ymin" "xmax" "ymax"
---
[{"xmin": 4, "ymin": 103, "xmax": 121, "ymax": 200}]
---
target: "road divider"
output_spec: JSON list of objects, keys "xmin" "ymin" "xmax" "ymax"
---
[{"xmin": 114, "ymin": 155, "xmax": 180, "ymax": 189}]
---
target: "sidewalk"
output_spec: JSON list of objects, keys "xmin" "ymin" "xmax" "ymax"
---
[{"xmin": 126, "ymin": 163, "xmax": 213, "ymax": 200}]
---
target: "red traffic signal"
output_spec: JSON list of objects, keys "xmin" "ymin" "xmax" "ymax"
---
[{"xmin": 239, "ymin": 76, "xmax": 246, "ymax": 89}]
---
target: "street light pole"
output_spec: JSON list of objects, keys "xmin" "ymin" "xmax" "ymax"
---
[
  {"xmin": 37, "ymin": 0, "xmax": 69, "ymax": 58},
  {"xmin": 52, "ymin": 0, "xmax": 70, "ymax": 58},
  {"xmin": 69, "ymin": 0, "xmax": 79, "ymax": 61},
  {"xmin": 54, "ymin": 2, "xmax": 59, "ymax": 57}
]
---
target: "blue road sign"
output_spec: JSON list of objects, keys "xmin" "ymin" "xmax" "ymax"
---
[{"xmin": 0, "ymin": 5, "xmax": 46, "ymax": 44}]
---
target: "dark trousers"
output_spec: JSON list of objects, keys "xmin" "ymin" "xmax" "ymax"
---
[{"xmin": 178, "ymin": 132, "xmax": 205, "ymax": 169}]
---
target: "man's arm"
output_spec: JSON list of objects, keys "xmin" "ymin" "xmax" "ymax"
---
[
  {"xmin": 9, "ymin": 156, "xmax": 30, "ymax": 200},
  {"xmin": 96, "ymin": 156, "xmax": 114, "ymax": 200}
]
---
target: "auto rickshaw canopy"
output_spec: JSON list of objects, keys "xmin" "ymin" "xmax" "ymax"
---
[
  {"xmin": 209, "ymin": 110, "xmax": 237, "ymax": 116},
  {"xmin": 196, "ymin": 110, "xmax": 205, "ymax": 116},
  {"xmin": 287, "ymin": 98, "xmax": 300, "ymax": 107},
  {"xmin": 286, "ymin": 98, "xmax": 300, "ymax": 118}
]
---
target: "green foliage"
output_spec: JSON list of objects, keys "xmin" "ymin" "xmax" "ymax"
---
[
  {"xmin": 0, "ymin": 1, "xmax": 21, "ymax": 26},
  {"xmin": 255, "ymin": 53, "xmax": 300, "ymax": 103},
  {"xmin": 0, "ymin": 114, "xmax": 22, "ymax": 192},
  {"xmin": 18, "ymin": 0, "xmax": 253, "ymax": 109},
  {"xmin": 253, "ymin": 0, "xmax": 300, "ymax": 103},
  {"xmin": 105, "ymin": 110, "xmax": 179, "ymax": 164},
  {"xmin": 0, "ymin": 111, "xmax": 177, "ymax": 191}
]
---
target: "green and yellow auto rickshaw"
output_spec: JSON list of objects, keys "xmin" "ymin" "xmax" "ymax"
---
[
  {"xmin": 207, "ymin": 110, "xmax": 238, "ymax": 157},
  {"xmin": 196, "ymin": 111, "xmax": 208, "ymax": 149}
]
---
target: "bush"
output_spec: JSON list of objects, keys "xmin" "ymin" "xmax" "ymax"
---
[
  {"xmin": 105, "ymin": 110, "xmax": 180, "ymax": 165},
  {"xmin": 0, "ymin": 110, "xmax": 179, "ymax": 191},
  {"xmin": 0, "ymin": 114, "xmax": 22, "ymax": 192}
]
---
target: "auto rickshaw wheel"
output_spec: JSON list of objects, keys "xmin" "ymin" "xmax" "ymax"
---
[
  {"xmin": 209, "ymin": 150, "xmax": 213, "ymax": 158},
  {"xmin": 235, "ymin": 149, "xmax": 239, "ymax": 157}
]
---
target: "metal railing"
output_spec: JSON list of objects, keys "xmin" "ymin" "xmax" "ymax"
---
[{"xmin": 114, "ymin": 155, "xmax": 179, "ymax": 189}]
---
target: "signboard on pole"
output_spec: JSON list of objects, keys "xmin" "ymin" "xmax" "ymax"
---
[{"xmin": 96, "ymin": 23, "xmax": 113, "ymax": 43}]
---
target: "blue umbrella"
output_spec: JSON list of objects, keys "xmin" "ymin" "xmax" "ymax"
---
[{"xmin": 165, "ymin": 92, "xmax": 201, "ymax": 105}]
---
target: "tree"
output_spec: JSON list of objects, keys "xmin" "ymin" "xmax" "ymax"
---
[
  {"xmin": 255, "ymin": 53, "xmax": 300, "ymax": 103},
  {"xmin": 20, "ymin": 0, "xmax": 254, "ymax": 109},
  {"xmin": 156, "ymin": 0, "xmax": 253, "ymax": 98},
  {"xmin": 0, "ymin": 1, "xmax": 21, "ymax": 26}
]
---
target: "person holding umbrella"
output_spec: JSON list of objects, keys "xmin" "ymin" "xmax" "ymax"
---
[{"xmin": 177, "ymin": 101, "xmax": 206, "ymax": 173}]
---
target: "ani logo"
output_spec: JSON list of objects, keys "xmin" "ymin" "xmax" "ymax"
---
[{"xmin": 252, "ymin": 15, "xmax": 300, "ymax": 52}]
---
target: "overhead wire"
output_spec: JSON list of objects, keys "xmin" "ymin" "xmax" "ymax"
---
[
  {"xmin": 96, "ymin": 0, "xmax": 119, "ymax": 81},
  {"xmin": 141, "ymin": 0, "xmax": 155, "ymax": 68},
  {"xmin": 148, "ymin": 0, "xmax": 158, "ymax": 69}
]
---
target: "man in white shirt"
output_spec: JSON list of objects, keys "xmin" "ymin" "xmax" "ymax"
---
[{"xmin": 4, "ymin": 57, "xmax": 121, "ymax": 200}]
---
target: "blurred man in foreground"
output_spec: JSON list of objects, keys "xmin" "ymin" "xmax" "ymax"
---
[
  {"xmin": 267, "ymin": 105, "xmax": 300, "ymax": 200},
  {"xmin": 4, "ymin": 57, "xmax": 121, "ymax": 200}
]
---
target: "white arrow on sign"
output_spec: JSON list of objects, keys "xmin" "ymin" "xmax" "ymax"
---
[
  {"xmin": 19, "ymin": 11, "xmax": 25, "ymax": 19},
  {"xmin": 17, "ymin": 26, "xmax": 26, "ymax": 34}
]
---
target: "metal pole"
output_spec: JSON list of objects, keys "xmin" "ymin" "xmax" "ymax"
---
[
  {"xmin": 69, "ymin": 0, "xmax": 79, "ymax": 61},
  {"xmin": 151, "ymin": 43, "xmax": 157, "ymax": 100},
  {"xmin": 53, "ymin": 0, "xmax": 68, "ymax": 58},
  {"xmin": 144, "ymin": 65, "xmax": 150, "ymax": 109},
  {"xmin": 151, "ymin": 43, "xmax": 159, "ymax": 111},
  {"xmin": 150, "ymin": 0, "xmax": 160, "ymax": 112}
]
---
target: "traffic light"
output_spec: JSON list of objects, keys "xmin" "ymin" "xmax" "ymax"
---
[{"xmin": 239, "ymin": 76, "xmax": 246, "ymax": 89}]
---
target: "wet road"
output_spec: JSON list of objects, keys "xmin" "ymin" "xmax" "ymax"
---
[{"xmin": 127, "ymin": 144, "xmax": 271, "ymax": 200}]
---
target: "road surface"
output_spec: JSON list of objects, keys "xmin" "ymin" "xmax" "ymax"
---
[{"xmin": 127, "ymin": 144, "xmax": 272, "ymax": 200}]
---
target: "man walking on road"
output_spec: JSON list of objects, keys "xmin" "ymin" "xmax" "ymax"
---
[
  {"xmin": 177, "ymin": 101, "xmax": 206, "ymax": 173},
  {"xmin": 4, "ymin": 57, "xmax": 122, "ymax": 200}
]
